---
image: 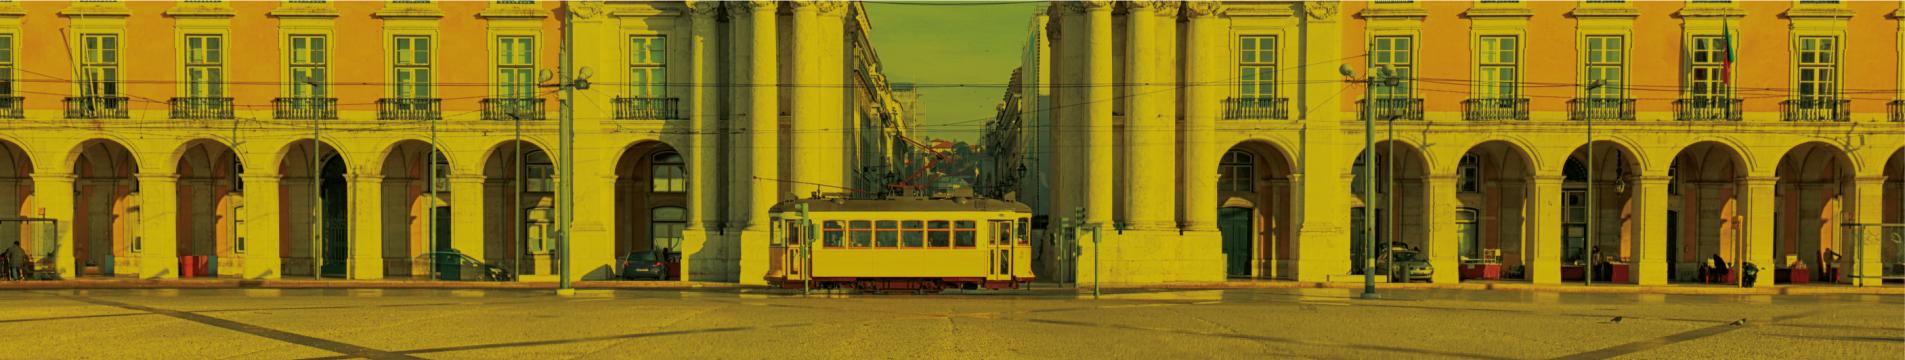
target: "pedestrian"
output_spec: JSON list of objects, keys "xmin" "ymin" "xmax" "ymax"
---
[
  {"xmin": 1822, "ymin": 248, "xmax": 1841, "ymax": 281},
  {"xmin": 2, "ymin": 241, "xmax": 24, "ymax": 281}
]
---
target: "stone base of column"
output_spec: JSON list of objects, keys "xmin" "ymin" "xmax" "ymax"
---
[
  {"xmin": 244, "ymin": 254, "xmax": 282, "ymax": 279},
  {"xmin": 1070, "ymin": 229, "xmax": 1225, "ymax": 284},
  {"xmin": 1430, "ymin": 257, "xmax": 1459, "ymax": 284},
  {"xmin": 352, "ymin": 256, "xmax": 384, "ymax": 280},
  {"xmin": 141, "ymin": 253, "xmax": 177, "ymax": 280},
  {"xmin": 1295, "ymin": 227, "xmax": 1349, "ymax": 283},
  {"xmin": 1531, "ymin": 256, "xmax": 1561, "ymax": 284},
  {"xmin": 679, "ymin": 228, "xmax": 727, "ymax": 282},
  {"xmin": 736, "ymin": 229, "xmax": 769, "ymax": 285},
  {"xmin": 1633, "ymin": 258, "xmax": 1667, "ymax": 285}
]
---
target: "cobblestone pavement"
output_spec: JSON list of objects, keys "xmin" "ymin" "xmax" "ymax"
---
[{"xmin": 0, "ymin": 287, "xmax": 1897, "ymax": 359}]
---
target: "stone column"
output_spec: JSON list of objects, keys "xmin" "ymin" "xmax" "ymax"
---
[
  {"xmin": 1741, "ymin": 176, "xmax": 1775, "ymax": 287},
  {"xmin": 1084, "ymin": 1, "xmax": 1112, "ymax": 226},
  {"xmin": 745, "ymin": 0, "xmax": 779, "ymax": 230},
  {"xmin": 31, "ymin": 172, "xmax": 76, "ymax": 279},
  {"xmin": 789, "ymin": 1, "xmax": 821, "ymax": 197},
  {"xmin": 1182, "ymin": 3, "xmax": 1221, "ymax": 232},
  {"xmin": 136, "ymin": 174, "xmax": 179, "ymax": 279},
  {"xmin": 450, "ymin": 175, "xmax": 485, "ymax": 272},
  {"xmin": 1851, "ymin": 176, "xmax": 1885, "ymax": 286},
  {"xmin": 1289, "ymin": 2, "xmax": 1348, "ymax": 281},
  {"xmin": 1632, "ymin": 175, "xmax": 1670, "ymax": 285},
  {"xmin": 683, "ymin": 0, "xmax": 718, "ymax": 282},
  {"xmin": 240, "ymin": 174, "xmax": 281, "ymax": 279},
  {"xmin": 1426, "ymin": 175, "xmax": 1459, "ymax": 284},
  {"xmin": 1531, "ymin": 175, "xmax": 1565, "ymax": 284},
  {"xmin": 1123, "ymin": 1, "xmax": 1172, "ymax": 230},
  {"xmin": 349, "ymin": 174, "xmax": 383, "ymax": 279}
]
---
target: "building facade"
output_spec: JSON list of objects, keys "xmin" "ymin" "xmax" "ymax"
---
[
  {"xmin": 0, "ymin": 1, "xmax": 911, "ymax": 283},
  {"xmin": 1016, "ymin": 1, "xmax": 1903, "ymax": 286}
]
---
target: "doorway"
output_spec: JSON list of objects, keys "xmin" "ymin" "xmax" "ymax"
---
[{"xmin": 1219, "ymin": 207, "xmax": 1252, "ymax": 278}]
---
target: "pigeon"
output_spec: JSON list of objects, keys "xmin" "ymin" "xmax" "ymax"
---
[
  {"xmin": 1729, "ymin": 318, "xmax": 1747, "ymax": 326},
  {"xmin": 1607, "ymin": 316, "xmax": 1623, "ymax": 324}
]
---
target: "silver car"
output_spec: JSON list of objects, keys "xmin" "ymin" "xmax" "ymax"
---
[{"xmin": 1379, "ymin": 247, "xmax": 1434, "ymax": 283}]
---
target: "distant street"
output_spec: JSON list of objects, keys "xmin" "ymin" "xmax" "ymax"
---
[{"xmin": 1, "ymin": 287, "xmax": 1898, "ymax": 359}]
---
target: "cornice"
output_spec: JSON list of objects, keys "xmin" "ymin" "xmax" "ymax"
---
[
  {"xmin": 1463, "ymin": 7, "xmax": 1534, "ymax": 18},
  {"xmin": 59, "ymin": 3, "xmax": 133, "ymax": 17},
  {"xmin": 268, "ymin": 4, "xmax": 340, "ymax": 18},
  {"xmin": 1784, "ymin": 7, "xmax": 1854, "ymax": 20},
  {"xmin": 1675, "ymin": 7, "xmax": 1746, "ymax": 18},
  {"xmin": 1360, "ymin": 7, "xmax": 1429, "ymax": 19},
  {"xmin": 1569, "ymin": 6, "xmax": 1640, "ymax": 18},
  {"xmin": 1227, "ymin": 5, "xmax": 1295, "ymax": 18},
  {"xmin": 479, "ymin": 4, "xmax": 551, "ymax": 19},
  {"xmin": 165, "ymin": 3, "xmax": 236, "ymax": 18},
  {"xmin": 374, "ymin": 4, "xmax": 445, "ymax": 19}
]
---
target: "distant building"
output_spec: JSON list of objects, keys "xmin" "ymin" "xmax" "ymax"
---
[{"xmin": 891, "ymin": 83, "xmax": 925, "ymax": 136}]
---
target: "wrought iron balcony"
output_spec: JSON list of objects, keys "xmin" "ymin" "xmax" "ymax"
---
[
  {"xmin": 1568, "ymin": 98, "xmax": 1635, "ymax": 121},
  {"xmin": 614, "ymin": 97, "xmax": 680, "ymax": 120},
  {"xmin": 1461, "ymin": 97, "xmax": 1529, "ymax": 121},
  {"xmin": 1890, "ymin": 100, "xmax": 1904, "ymax": 123},
  {"xmin": 168, "ymin": 97, "xmax": 235, "ymax": 119},
  {"xmin": 377, "ymin": 98, "xmax": 441, "ymax": 120},
  {"xmin": 273, "ymin": 97, "xmax": 337, "ymax": 120},
  {"xmin": 1673, "ymin": 97, "xmax": 1742, "ymax": 121},
  {"xmin": 1222, "ymin": 96, "xmax": 1290, "ymax": 120},
  {"xmin": 64, "ymin": 96, "xmax": 129, "ymax": 119},
  {"xmin": 0, "ymin": 96, "xmax": 20, "ymax": 119},
  {"xmin": 481, "ymin": 97, "xmax": 546, "ymax": 120},
  {"xmin": 1357, "ymin": 98, "xmax": 1423, "ymax": 121},
  {"xmin": 1780, "ymin": 97, "xmax": 1849, "ymax": 122}
]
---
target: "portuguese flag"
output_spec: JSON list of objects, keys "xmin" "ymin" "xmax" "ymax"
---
[{"xmin": 1719, "ymin": 20, "xmax": 1734, "ymax": 85}]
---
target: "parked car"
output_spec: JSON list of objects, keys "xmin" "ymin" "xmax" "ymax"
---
[
  {"xmin": 1379, "ymin": 246, "xmax": 1433, "ymax": 283},
  {"xmin": 420, "ymin": 251, "xmax": 513, "ymax": 282},
  {"xmin": 620, "ymin": 252, "xmax": 668, "ymax": 280}
]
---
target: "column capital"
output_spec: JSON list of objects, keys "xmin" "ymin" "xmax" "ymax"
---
[
  {"xmin": 1855, "ymin": 175, "xmax": 1888, "ymax": 183},
  {"xmin": 350, "ymin": 174, "xmax": 383, "ymax": 182},
  {"xmin": 449, "ymin": 175, "xmax": 485, "ymax": 184},
  {"xmin": 1184, "ymin": 2, "xmax": 1224, "ymax": 18},
  {"xmin": 1739, "ymin": 176, "xmax": 1778, "ymax": 185},
  {"xmin": 241, "ymin": 173, "xmax": 282, "ymax": 183},
  {"xmin": 1062, "ymin": 1, "xmax": 1112, "ymax": 13},
  {"xmin": 1634, "ymin": 175, "xmax": 1673, "ymax": 183},
  {"xmin": 683, "ymin": 0, "xmax": 720, "ymax": 18},
  {"xmin": 1532, "ymin": 175, "xmax": 1566, "ymax": 185},
  {"xmin": 785, "ymin": 0, "xmax": 824, "ymax": 13},
  {"xmin": 136, "ymin": 173, "xmax": 179, "ymax": 183},
  {"xmin": 1154, "ymin": 2, "xmax": 1180, "ymax": 17},
  {"xmin": 31, "ymin": 172, "xmax": 75, "ymax": 182},
  {"xmin": 727, "ymin": 0, "xmax": 776, "ymax": 14},
  {"xmin": 1122, "ymin": 1, "xmax": 1161, "ymax": 14}
]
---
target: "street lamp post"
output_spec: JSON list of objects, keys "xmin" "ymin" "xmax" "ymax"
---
[
  {"xmin": 1345, "ymin": 65, "xmax": 1396, "ymax": 300},
  {"xmin": 1584, "ymin": 80, "xmax": 1603, "ymax": 286}
]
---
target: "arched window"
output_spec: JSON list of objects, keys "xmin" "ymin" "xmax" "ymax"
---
[
  {"xmin": 1563, "ymin": 157, "xmax": 1588, "ymax": 183},
  {"xmin": 1352, "ymin": 152, "xmax": 1388, "ymax": 195},
  {"xmin": 1457, "ymin": 154, "xmax": 1481, "ymax": 193},
  {"xmin": 651, "ymin": 151, "xmax": 685, "ymax": 193},
  {"xmin": 1219, "ymin": 150, "xmax": 1254, "ymax": 192},
  {"xmin": 429, "ymin": 150, "xmax": 450, "ymax": 192},
  {"xmin": 650, "ymin": 206, "xmax": 686, "ymax": 251},
  {"xmin": 1667, "ymin": 158, "xmax": 1681, "ymax": 195},
  {"xmin": 1456, "ymin": 208, "xmax": 1480, "ymax": 260}
]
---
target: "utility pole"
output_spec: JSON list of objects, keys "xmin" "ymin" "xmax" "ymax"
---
[
  {"xmin": 556, "ymin": 3, "xmax": 576, "ymax": 294},
  {"xmin": 1585, "ymin": 81, "xmax": 1600, "ymax": 286},
  {"xmin": 429, "ymin": 110, "xmax": 440, "ymax": 281},
  {"xmin": 512, "ymin": 113, "xmax": 523, "ymax": 282},
  {"xmin": 1346, "ymin": 65, "xmax": 1395, "ymax": 300}
]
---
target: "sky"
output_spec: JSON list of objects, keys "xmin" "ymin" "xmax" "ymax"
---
[{"xmin": 863, "ymin": 1, "xmax": 1044, "ymax": 143}]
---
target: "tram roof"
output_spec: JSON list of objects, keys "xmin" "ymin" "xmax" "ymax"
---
[{"xmin": 771, "ymin": 196, "xmax": 1031, "ymax": 213}]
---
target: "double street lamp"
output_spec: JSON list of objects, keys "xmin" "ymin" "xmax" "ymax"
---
[{"xmin": 1342, "ymin": 65, "xmax": 1401, "ymax": 300}]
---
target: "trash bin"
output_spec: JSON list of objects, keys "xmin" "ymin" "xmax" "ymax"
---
[
  {"xmin": 102, "ymin": 256, "xmax": 114, "ymax": 276},
  {"xmin": 207, "ymin": 255, "xmax": 217, "ymax": 277},
  {"xmin": 179, "ymin": 256, "xmax": 196, "ymax": 278},
  {"xmin": 1740, "ymin": 262, "xmax": 1759, "ymax": 288}
]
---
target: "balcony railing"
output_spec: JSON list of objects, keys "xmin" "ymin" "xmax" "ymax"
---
[
  {"xmin": 1357, "ymin": 98, "xmax": 1424, "ymax": 121},
  {"xmin": 1890, "ymin": 100, "xmax": 1904, "ymax": 122},
  {"xmin": 1222, "ymin": 96, "xmax": 1290, "ymax": 120},
  {"xmin": 481, "ymin": 98, "xmax": 546, "ymax": 120},
  {"xmin": 378, "ymin": 98, "xmax": 442, "ymax": 120},
  {"xmin": 168, "ymin": 97, "xmax": 235, "ymax": 119},
  {"xmin": 1673, "ymin": 97, "xmax": 1742, "ymax": 121},
  {"xmin": 1780, "ymin": 97, "xmax": 1849, "ymax": 122},
  {"xmin": 273, "ymin": 97, "xmax": 337, "ymax": 120},
  {"xmin": 1462, "ymin": 98, "xmax": 1529, "ymax": 121},
  {"xmin": 0, "ymin": 96, "xmax": 20, "ymax": 119},
  {"xmin": 614, "ymin": 97, "xmax": 680, "ymax": 120},
  {"xmin": 1568, "ymin": 98, "xmax": 1635, "ymax": 121},
  {"xmin": 64, "ymin": 96, "xmax": 129, "ymax": 119}
]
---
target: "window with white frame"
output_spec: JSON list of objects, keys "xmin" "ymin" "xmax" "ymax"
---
[
  {"xmin": 651, "ymin": 151, "xmax": 685, "ymax": 193},
  {"xmin": 80, "ymin": 34, "xmax": 120, "ymax": 97},
  {"xmin": 1687, "ymin": 36, "xmax": 1727, "ymax": 100},
  {"xmin": 184, "ymin": 35, "xmax": 224, "ymax": 98},
  {"xmin": 650, "ymin": 206, "xmax": 686, "ymax": 251},
  {"xmin": 1584, "ymin": 36, "xmax": 1624, "ymax": 99},
  {"xmin": 497, "ymin": 36, "xmax": 535, "ymax": 99},
  {"xmin": 289, "ymin": 35, "xmax": 328, "ymax": 98},
  {"xmin": 1795, "ymin": 36, "xmax": 1838, "ymax": 100},
  {"xmin": 1219, "ymin": 150, "xmax": 1254, "ymax": 193},
  {"xmin": 629, "ymin": 35, "xmax": 666, "ymax": 98},
  {"xmin": 1239, "ymin": 36, "xmax": 1277, "ymax": 100},
  {"xmin": 1477, "ymin": 36, "xmax": 1518, "ymax": 100},
  {"xmin": 0, "ymin": 34, "xmax": 12, "ymax": 97},
  {"xmin": 393, "ymin": 35, "xmax": 432, "ymax": 100},
  {"xmin": 1369, "ymin": 36, "xmax": 1413, "ymax": 99},
  {"xmin": 1457, "ymin": 208, "xmax": 1480, "ymax": 260}
]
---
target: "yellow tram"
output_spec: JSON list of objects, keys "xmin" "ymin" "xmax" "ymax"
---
[{"xmin": 767, "ymin": 196, "xmax": 1035, "ymax": 292}]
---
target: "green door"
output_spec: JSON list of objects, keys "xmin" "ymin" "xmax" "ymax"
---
[
  {"xmin": 1219, "ymin": 207, "xmax": 1253, "ymax": 277},
  {"xmin": 318, "ymin": 157, "xmax": 349, "ymax": 278},
  {"xmin": 432, "ymin": 206, "xmax": 458, "ymax": 280}
]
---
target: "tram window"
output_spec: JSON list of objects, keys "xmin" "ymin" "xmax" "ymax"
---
[
  {"xmin": 928, "ymin": 221, "xmax": 951, "ymax": 248},
  {"xmin": 770, "ymin": 220, "xmax": 784, "ymax": 246},
  {"xmin": 875, "ymin": 220, "xmax": 899, "ymax": 248},
  {"xmin": 991, "ymin": 220, "xmax": 1011, "ymax": 245},
  {"xmin": 849, "ymin": 220, "xmax": 872, "ymax": 248},
  {"xmin": 823, "ymin": 221, "xmax": 844, "ymax": 248},
  {"xmin": 784, "ymin": 220, "xmax": 801, "ymax": 245},
  {"xmin": 902, "ymin": 221, "xmax": 925, "ymax": 247},
  {"xmin": 1017, "ymin": 218, "xmax": 1030, "ymax": 245},
  {"xmin": 954, "ymin": 221, "xmax": 977, "ymax": 248}
]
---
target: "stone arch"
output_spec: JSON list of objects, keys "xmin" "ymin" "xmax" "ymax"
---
[
  {"xmin": 172, "ymin": 139, "xmax": 243, "ymax": 277},
  {"xmin": 614, "ymin": 140, "xmax": 685, "ymax": 270},
  {"xmin": 275, "ymin": 139, "xmax": 349, "ymax": 278},
  {"xmin": 1219, "ymin": 139, "xmax": 1296, "ymax": 280},
  {"xmin": 1560, "ymin": 140, "xmax": 1645, "ymax": 283},
  {"xmin": 1664, "ymin": 141, "xmax": 1750, "ymax": 283},
  {"xmin": 378, "ymin": 140, "xmax": 451, "ymax": 279},
  {"xmin": 482, "ymin": 139, "xmax": 556, "ymax": 277},
  {"xmin": 0, "ymin": 139, "xmax": 35, "ymax": 267},
  {"xmin": 1772, "ymin": 141, "xmax": 1857, "ymax": 283},
  {"xmin": 68, "ymin": 139, "xmax": 138, "ymax": 277},
  {"xmin": 1455, "ymin": 140, "xmax": 1537, "ymax": 281},
  {"xmin": 1346, "ymin": 140, "xmax": 1430, "ymax": 277}
]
